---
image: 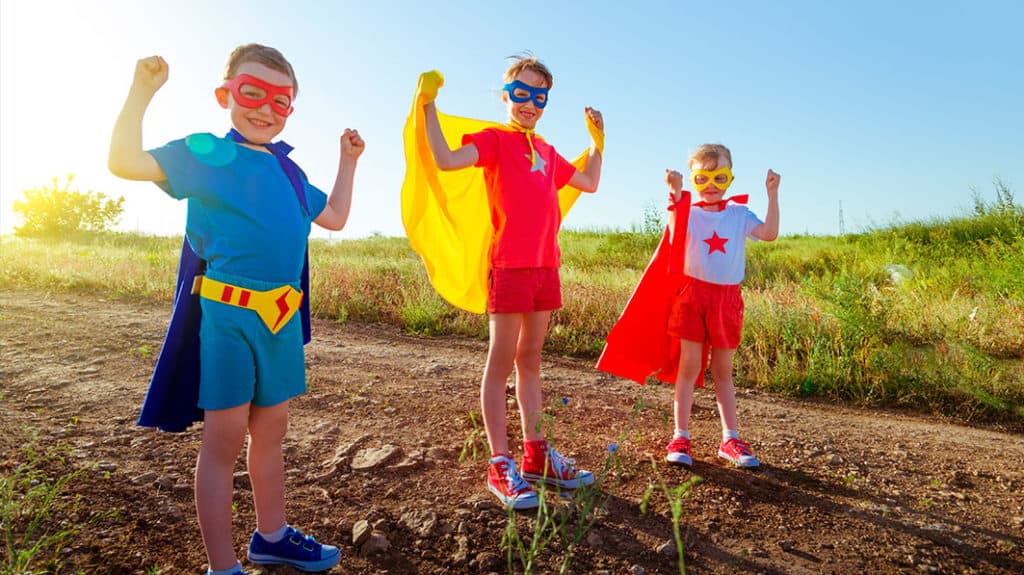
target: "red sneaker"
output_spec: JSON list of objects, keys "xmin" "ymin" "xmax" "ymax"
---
[
  {"xmin": 665, "ymin": 436, "xmax": 693, "ymax": 466},
  {"xmin": 718, "ymin": 438, "xmax": 760, "ymax": 468},
  {"xmin": 487, "ymin": 454, "xmax": 538, "ymax": 509},
  {"xmin": 521, "ymin": 440, "xmax": 595, "ymax": 489}
]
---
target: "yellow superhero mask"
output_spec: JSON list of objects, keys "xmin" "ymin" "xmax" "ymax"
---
[{"xmin": 691, "ymin": 167, "xmax": 733, "ymax": 192}]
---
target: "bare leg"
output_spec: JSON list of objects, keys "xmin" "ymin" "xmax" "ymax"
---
[
  {"xmin": 247, "ymin": 400, "xmax": 289, "ymax": 534},
  {"xmin": 196, "ymin": 403, "xmax": 250, "ymax": 571},
  {"xmin": 708, "ymin": 348, "xmax": 738, "ymax": 434},
  {"xmin": 514, "ymin": 310, "xmax": 552, "ymax": 441},
  {"xmin": 673, "ymin": 339, "xmax": 706, "ymax": 431},
  {"xmin": 481, "ymin": 313, "xmax": 521, "ymax": 455}
]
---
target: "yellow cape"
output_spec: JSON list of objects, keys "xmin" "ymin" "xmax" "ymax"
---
[{"xmin": 401, "ymin": 74, "xmax": 603, "ymax": 313}]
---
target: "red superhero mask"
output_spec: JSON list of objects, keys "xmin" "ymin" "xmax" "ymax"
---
[{"xmin": 220, "ymin": 74, "xmax": 294, "ymax": 117}]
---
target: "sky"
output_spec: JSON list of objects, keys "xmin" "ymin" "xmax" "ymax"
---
[{"xmin": 2, "ymin": 0, "xmax": 1022, "ymax": 240}]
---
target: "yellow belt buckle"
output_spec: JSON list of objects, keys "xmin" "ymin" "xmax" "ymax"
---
[
  {"xmin": 252, "ymin": 285, "xmax": 303, "ymax": 334},
  {"xmin": 195, "ymin": 275, "xmax": 303, "ymax": 334}
]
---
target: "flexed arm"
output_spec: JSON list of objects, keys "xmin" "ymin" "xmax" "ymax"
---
[
  {"xmin": 315, "ymin": 129, "xmax": 364, "ymax": 231},
  {"xmin": 567, "ymin": 107, "xmax": 604, "ymax": 192},
  {"xmin": 419, "ymin": 71, "xmax": 479, "ymax": 171},
  {"xmin": 108, "ymin": 56, "xmax": 169, "ymax": 181},
  {"xmin": 752, "ymin": 169, "xmax": 780, "ymax": 241},
  {"xmin": 665, "ymin": 169, "xmax": 685, "ymax": 242}
]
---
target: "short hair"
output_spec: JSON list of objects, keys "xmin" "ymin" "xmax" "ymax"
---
[
  {"xmin": 503, "ymin": 53, "xmax": 553, "ymax": 89},
  {"xmin": 688, "ymin": 144, "xmax": 733, "ymax": 170},
  {"xmin": 224, "ymin": 44, "xmax": 298, "ymax": 95}
]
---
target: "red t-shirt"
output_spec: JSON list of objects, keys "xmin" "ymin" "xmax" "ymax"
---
[{"xmin": 462, "ymin": 127, "xmax": 576, "ymax": 268}]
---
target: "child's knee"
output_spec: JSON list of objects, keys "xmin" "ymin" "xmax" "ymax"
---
[
  {"xmin": 514, "ymin": 349, "xmax": 542, "ymax": 374},
  {"xmin": 248, "ymin": 403, "xmax": 289, "ymax": 441}
]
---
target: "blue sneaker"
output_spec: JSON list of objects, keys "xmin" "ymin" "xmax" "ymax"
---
[
  {"xmin": 204, "ymin": 564, "xmax": 248, "ymax": 575},
  {"xmin": 247, "ymin": 525, "xmax": 340, "ymax": 572}
]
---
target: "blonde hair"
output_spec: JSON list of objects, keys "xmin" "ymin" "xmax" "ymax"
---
[
  {"xmin": 224, "ymin": 44, "xmax": 298, "ymax": 95},
  {"xmin": 688, "ymin": 144, "xmax": 733, "ymax": 170},
  {"xmin": 503, "ymin": 53, "xmax": 553, "ymax": 89}
]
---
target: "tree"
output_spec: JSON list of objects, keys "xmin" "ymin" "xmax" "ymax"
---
[{"xmin": 12, "ymin": 175, "xmax": 125, "ymax": 237}]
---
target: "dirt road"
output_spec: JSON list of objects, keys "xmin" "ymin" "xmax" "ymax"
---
[{"xmin": 1, "ymin": 289, "xmax": 1022, "ymax": 574}]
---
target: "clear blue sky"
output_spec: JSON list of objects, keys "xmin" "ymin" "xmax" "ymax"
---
[{"xmin": 2, "ymin": 0, "xmax": 1022, "ymax": 239}]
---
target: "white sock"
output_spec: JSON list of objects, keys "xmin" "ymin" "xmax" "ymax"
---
[
  {"xmin": 207, "ymin": 562, "xmax": 242, "ymax": 575},
  {"xmin": 673, "ymin": 429, "xmax": 690, "ymax": 439},
  {"xmin": 724, "ymin": 429, "xmax": 740, "ymax": 441},
  {"xmin": 259, "ymin": 524, "xmax": 290, "ymax": 543}
]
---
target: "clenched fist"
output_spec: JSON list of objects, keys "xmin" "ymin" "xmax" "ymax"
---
[
  {"xmin": 665, "ymin": 169, "xmax": 684, "ymax": 193},
  {"xmin": 417, "ymin": 70, "xmax": 444, "ymax": 106},
  {"xmin": 765, "ymin": 169, "xmax": 780, "ymax": 196},
  {"xmin": 132, "ymin": 56, "xmax": 169, "ymax": 96},
  {"xmin": 341, "ymin": 128, "xmax": 365, "ymax": 160}
]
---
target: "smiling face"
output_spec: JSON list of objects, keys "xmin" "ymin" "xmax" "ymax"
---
[
  {"xmin": 503, "ymin": 68, "xmax": 548, "ymax": 130},
  {"xmin": 215, "ymin": 61, "xmax": 295, "ymax": 144}
]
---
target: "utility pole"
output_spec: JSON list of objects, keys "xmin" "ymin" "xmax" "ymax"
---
[{"xmin": 838, "ymin": 200, "xmax": 846, "ymax": 236}]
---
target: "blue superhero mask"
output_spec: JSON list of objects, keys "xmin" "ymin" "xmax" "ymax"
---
[{"xmin": 503, "ymin": 80, "xmax": 549, "ymax": 109}]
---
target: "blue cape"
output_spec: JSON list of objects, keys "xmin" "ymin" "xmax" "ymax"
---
[{"xmin": 136, "ymin": 130, "xmax": 313, "ymax": 432}]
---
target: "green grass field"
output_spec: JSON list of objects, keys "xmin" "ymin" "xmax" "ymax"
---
[{"xmin": 3, "ymin": 196, "xmax": 1021, "ymax": 426}]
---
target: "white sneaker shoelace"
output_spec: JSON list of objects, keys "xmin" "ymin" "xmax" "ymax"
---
[
  {"xmin": 546, "ymin": 446, "xmax": 577, "ymax": 479},
  {"xmin": 495, "ymin": 456, "xmax": 531, "ymax": 494}
]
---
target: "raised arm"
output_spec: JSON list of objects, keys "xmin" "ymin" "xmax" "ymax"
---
[
  {"xmin": 566, "ymin": 107, "xmax": 604, "ymax": 192},
  {"xmin": 315, "ymin": 129, "xmax": 364, "ymax": 231},
  {"xmin": 108, "ymin": 56, "xmax": 169, "ymax": 181},
  {"xmin": 752, "ymin": 169, "xmax": 780, "ymax": 241},
  {"xmin": 418, "ymin": 71, "xmax": 478, "ymax": 171},
  {"xmin": 665, "ymin": 169, "xmax": 685, "ymax": 242}
]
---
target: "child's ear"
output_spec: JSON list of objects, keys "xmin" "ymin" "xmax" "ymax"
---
[{"xmin": 214, "ymin": 87, "xmax": 230, "ymax": 109}]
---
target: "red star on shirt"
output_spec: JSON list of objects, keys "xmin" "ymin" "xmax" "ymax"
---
[{"xmin": 703, "ymin": 231, "xmax": 728, "ymax": 254}]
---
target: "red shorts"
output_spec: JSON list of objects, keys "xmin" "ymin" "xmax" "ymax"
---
[
  {"xmin": 667, "ymin": 276, "xmax": 743, "ymax": 348},
  {"xmin": 487, "ymin": 267, "xmax": 562, "ymax": 314}
]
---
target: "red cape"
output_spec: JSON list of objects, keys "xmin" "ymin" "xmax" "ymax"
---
[{"xmin": 595, "ymin": 191, "xmax": 707, "ymax": 387}]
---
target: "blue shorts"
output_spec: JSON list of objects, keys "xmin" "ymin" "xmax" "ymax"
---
[{"xmin": 198, "ymin": 270, "xmax": 306, "ymax": 410}]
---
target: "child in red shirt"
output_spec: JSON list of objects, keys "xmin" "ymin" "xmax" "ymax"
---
[{"xmin": 421, "ymin": 56, "xmax": 604, "ymax": 509}]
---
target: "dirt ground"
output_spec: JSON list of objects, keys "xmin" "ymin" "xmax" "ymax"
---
[{"xmin": 1, "ymin": 288, "xmax": 1022, "ymax": 574}]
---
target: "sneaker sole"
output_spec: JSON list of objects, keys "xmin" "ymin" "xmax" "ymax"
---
[
  {"xmin": 665, "ymin": 453, "xmax": 693, "ymax": 466},
  {"xmin": 487, "ymin": 483, "xmax": 539, "ymax": 510},
  {"xmin": 521, "ymin": 471, "xmax": 595, "ymax": 489},
  {"xmin": 717, "ymin": 450, "xmax": 760, "ymax": 468},
  {"xmin": 247, "ymin": 549, "xmax": 341, "ymax": 572}
]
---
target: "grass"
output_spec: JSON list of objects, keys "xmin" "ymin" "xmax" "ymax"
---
[
  {"xmin": 1, "ymin": 188, "xmax": 1022, "ymax": 426},
  {"xmin": 498, "ymin": 393, "xmax": 641, "ymax": 575},
  {"xmin": 459, "ymin": 410, "xmax": 489, "ymax": 463},
  {"xmin": 1, "ymin": 430, "xmax": 116, "ymax": 574},
  {"xmin": 641, "ymin": 466, "xmax": 703, "ymax": 575}
]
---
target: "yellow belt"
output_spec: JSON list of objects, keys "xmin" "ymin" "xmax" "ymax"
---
[{"xmin": 192, "ymin": 275, "xmax": 303, "ymax": 334}]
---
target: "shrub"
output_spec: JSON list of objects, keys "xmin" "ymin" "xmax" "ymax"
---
[{"xmin": 13, "ymin": 176, "xmax": 124, "ymax": 238}]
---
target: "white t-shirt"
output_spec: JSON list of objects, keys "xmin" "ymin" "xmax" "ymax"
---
[{"xmin": 683, "ymin": 204, "xmax": 763, "ymax": 285}]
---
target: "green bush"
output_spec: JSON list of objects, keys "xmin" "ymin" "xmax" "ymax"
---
[{"xmin": 13, "ymin": 176, "xmax": 124, "ymax": 238}]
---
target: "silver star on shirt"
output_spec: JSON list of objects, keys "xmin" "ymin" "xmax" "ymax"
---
[{"xmin": 525, "ymin": 153, "xmax": 547, "ymax": 175}]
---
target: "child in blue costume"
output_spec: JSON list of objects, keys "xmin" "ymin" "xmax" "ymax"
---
[{"xmin": 109, "ymin": 44, "xmax": 363, "ymax": 574}]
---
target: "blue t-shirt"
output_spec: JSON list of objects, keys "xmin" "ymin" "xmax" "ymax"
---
[{"xmin": 148, "ymin": 133, "xmax": 328, "ymax": 284}]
